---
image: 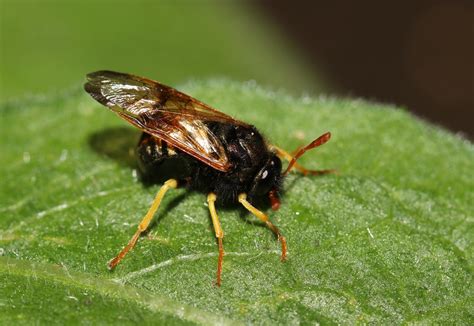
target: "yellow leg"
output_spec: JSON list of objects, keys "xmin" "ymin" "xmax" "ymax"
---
[
  {"xmin": 207, "ymin": 193, "xmax": 224, "ymax": 286},
  {"xmin": 238, "ymin": 193, "xmax": 287, "ymax": 261},
  {"xmin": 108, "ymin": 179, "xmax": 178, "ymax": 270}
]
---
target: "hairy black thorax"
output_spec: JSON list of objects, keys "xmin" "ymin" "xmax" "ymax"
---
[{"xmin": 137, "ymin": 122, "xmax": 283, "ymax": 204}]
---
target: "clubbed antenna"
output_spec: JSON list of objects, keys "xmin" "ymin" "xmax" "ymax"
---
[{"xmin": 282, "ymin": 132, "xmax": 332, "ymax": 176}]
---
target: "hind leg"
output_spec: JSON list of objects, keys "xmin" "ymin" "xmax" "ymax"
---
[{"xmin": 108, "ymin": 179, "xmax": 178, "ymax": 269}]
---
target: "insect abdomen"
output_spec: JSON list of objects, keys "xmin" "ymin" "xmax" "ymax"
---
[{"xmin": 137, "ymin": 133, "xmax": 191, "ymax": 182}]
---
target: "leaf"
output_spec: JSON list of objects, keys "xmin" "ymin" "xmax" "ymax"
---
[{"xmin": 0, "ymin": 81, "xmax": 472, "ymax": 324}]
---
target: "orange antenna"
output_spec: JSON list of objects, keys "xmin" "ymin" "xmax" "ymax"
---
[{"xmin": 282, "ymin": 132, "xmax": 331, "ymax": 176}]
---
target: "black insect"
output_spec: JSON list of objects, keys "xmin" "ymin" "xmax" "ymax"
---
[{"xmin": 85, "ymin": 71, "xmax": 333, "ymax": 286}]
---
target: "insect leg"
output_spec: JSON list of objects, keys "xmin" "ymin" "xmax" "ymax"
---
[
  {"xmin": 207, "ymin": 193, "xmax": 224, "ymax": 287},
  {"xmin": 238, "ymin": 193, "xmax": 287, "ymax": 262},
  {"xmin": 108, "ymin": 179, "xmax": 178, "ymax": 270}
]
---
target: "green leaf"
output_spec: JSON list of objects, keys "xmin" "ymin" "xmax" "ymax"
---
[{"xmin": 1, "ymin": 81, "xmax": 472, "ymax": 324}]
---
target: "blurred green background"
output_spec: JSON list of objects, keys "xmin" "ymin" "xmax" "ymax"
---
[
  {"xmin": 0, "ymin": 0, "xmax": 326, "ymax": 101},
  {"xmin": 2, "ymin": 0, "xmax": 472, "ymax": 137}
]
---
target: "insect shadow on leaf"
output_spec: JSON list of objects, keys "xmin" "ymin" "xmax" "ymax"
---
[
  {"xmin": 89, "ymin": 127, "xmax": 187, "ymax": 185},
  {"xmin": 88, "ymin": 127, "xmax": 139, "ymax": 170},
  {"xmin": 88, "ymin": 126, "xmax": 189, "ymax": 231}
]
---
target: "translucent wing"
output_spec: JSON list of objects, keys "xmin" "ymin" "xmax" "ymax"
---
[{"xmin": 85, "ymin": 71, "xmax": 246, "ymax": 171}]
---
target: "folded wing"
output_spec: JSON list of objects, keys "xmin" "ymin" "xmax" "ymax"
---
[{"xmin": 85, "ymin": 71, "xmax": 246, "ymax": 171}]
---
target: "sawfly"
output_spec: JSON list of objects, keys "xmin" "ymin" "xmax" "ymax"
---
[{"xmin": 84, "ymin": 71, "xmax": 333, "ymax": 286}]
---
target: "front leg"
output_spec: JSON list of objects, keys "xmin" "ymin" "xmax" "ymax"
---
[{"xmin": 238, "ymin": 193, "xmax": 287, "ymax": 262}]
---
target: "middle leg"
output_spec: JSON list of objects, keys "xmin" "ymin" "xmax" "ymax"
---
[{"xmin": 207, "ymin": 193, "xmax": 225, "ymax": 287}]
